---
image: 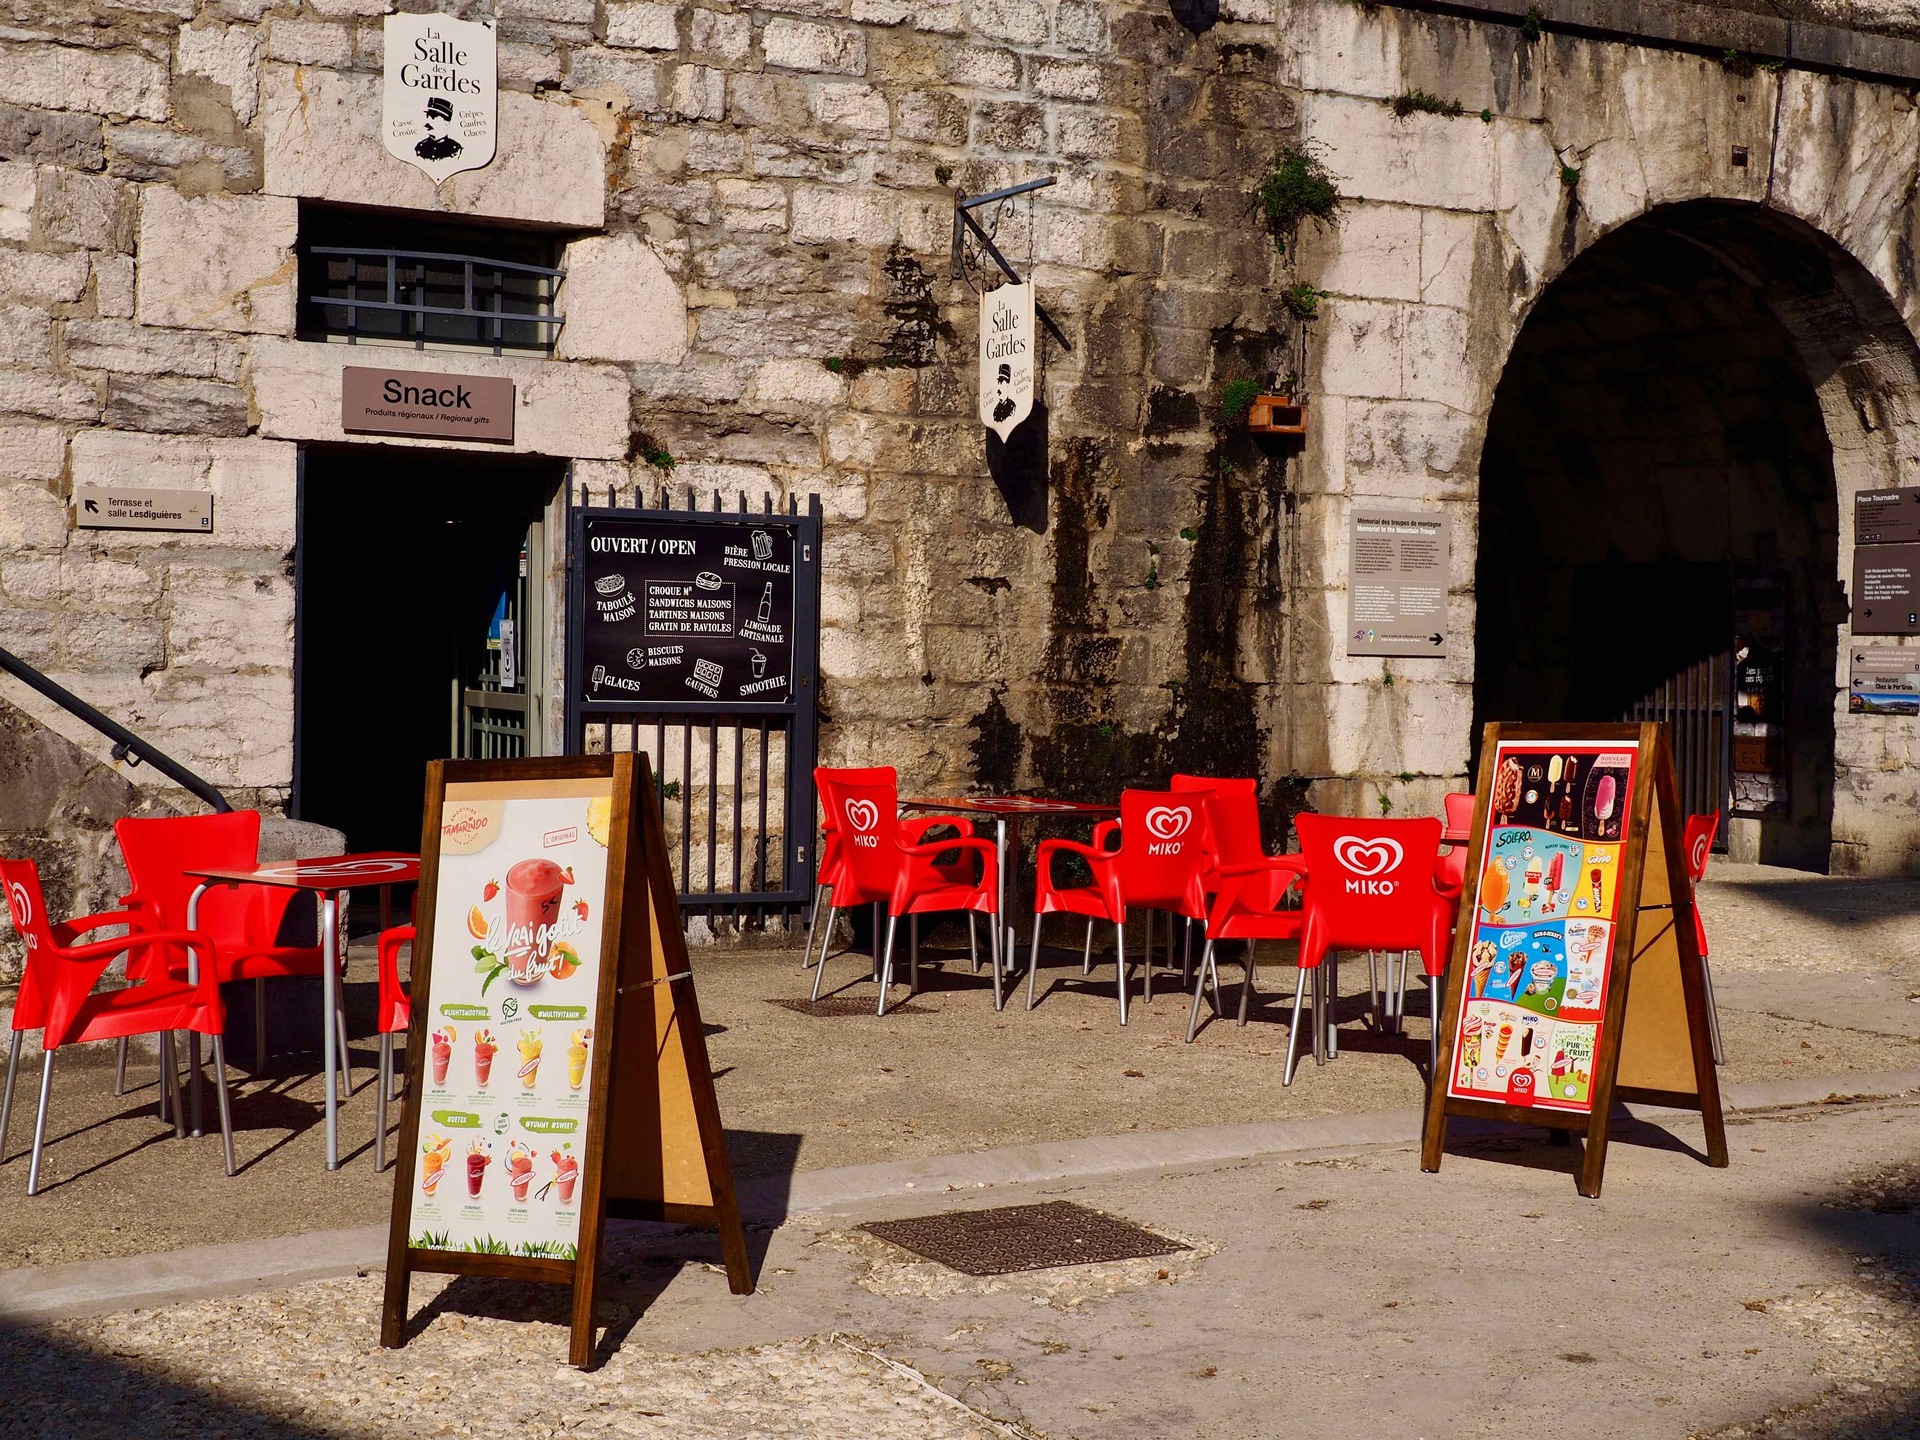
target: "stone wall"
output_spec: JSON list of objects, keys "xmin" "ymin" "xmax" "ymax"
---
[{"xmin": 0, "ymin": 0, "xmax": 1917, "ymax": 883}]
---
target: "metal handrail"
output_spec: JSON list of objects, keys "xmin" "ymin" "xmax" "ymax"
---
[{"xmin": 0, "ymin": 645, "xmax": 231, "ymax": 812}]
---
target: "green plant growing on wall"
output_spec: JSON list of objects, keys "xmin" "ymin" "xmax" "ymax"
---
[
  {"xmin": 1720, "ymin": 48, "xmax": 1756, "ymax": 77},
  {"xmin": 1145, "ymin": 540, "xmax": 1161, "ymax": 590},
  {"xmin": 1283, "ymin": 282, "xmax": 1323, "ymax": 319},
  {"xmin": 1390, "ymin": 89, "xmax": 1463, "ymax": 118},
  {"xmin": 1218, "ymin": 377, "xmax": 1262, "ymax": 425},
  {"xmin": 1398, "ymin": 770, "xmax": 1416, "ymax": 782},
  {"xmin": 1252, "ymin": 144, "xmax": 1343, "ymax": 257},
  {"xmin": 633, "ymin": 430, "xmax": 676, "ymax": 472},
  {"xmin": 1520, "ymin": 5, "xmax": 1544, "ymax": 40},
  {"xmin": 1378, "ymin": 793, "xmax": 1394, "ymax": 815},
  {"xmin": 1179, "ymin": 526, "xmax": 1198, "ymax": 541},
  {"xmin": 934, "ymin": 163, "xmax": 954, "ymax": 185},
  {"xmin": 661, "ymin": 779, "xmax": 683, "ymax": 800},
  {"xmin": 1559, "ymin": 163, "xmax": 1581, "ymax": 188},
  {"xmin": 1480, "ymin": 108, "xmax": 1494, "ymax": 123}
]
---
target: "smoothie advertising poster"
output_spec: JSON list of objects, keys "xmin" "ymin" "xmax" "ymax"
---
[
  {"xmin": 1446, "ymin": 741, "xmax": 1640, "ymax": 1114},
  {"xmin": 408, "ymin": 778, "xmax": 613, "ymax": 1259}
]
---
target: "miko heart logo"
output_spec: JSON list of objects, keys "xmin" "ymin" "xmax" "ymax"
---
[
  {"xmin": 6, "ymin": 880, "xmax": 30, "ymax": 928},
  {"xmin": 1333, "ymin": 836, "xmax": 1403, "ymax": 877},
  {"xmin": 1690, "ymin": 835, "xmax": 1708, "ymax": 874},
  {"xmin": 1144, "ymin": 805, "xmax": 1191, "ymax": 841},
  {"xmin": 843, "ymin": 799, "xmax": 880, "ymax": 834}
]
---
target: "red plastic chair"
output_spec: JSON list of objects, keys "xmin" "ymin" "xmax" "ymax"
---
[
  {"xmin": 1028, "ymin": 789, "xmax": 1213, "ymax": 1024},
  {"xmin": 809, "ymin": 775, "xmax": 998, "ymax": 1014},
  {"xmin": 1173, "ymin": 774, "xmax": 1264, "ymax": 872},
  {"xmin": 1186, "ymin": 800, "xmax": 1308, "ymax": 1041},
  {"xmin": 114, "ymin": 814, "xmax": 340, "ymax": 1091},
  {"xmin": 1290, "ymin": 815, "xmax": 1454, "ymax": 1084},
  {"xmin": 0, "ymin": 858, "xmax": 234, "ymax": 1192},
  {"xmin": 375, "ymin": 924, "xmax": 414, "ymax": 1171},
  {"xmin": 1683, "ymin": 811, "xmax": 1725, "ymax": 1065}
]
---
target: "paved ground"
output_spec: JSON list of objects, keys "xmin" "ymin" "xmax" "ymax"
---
[
  {"xmin": 7, "ymin": 1086, "xmax": 1918, "ymax": 1438},
  {"xmin": 0, "ymin": 865, "xmax": 1916, "ymax": 1269}
]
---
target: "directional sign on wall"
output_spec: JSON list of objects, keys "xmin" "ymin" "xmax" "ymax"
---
[
  {"xmin": 979, "ymin": 282, "xmax": 1035, "ymax": 442},
  {"xmin": 1346, "ymin": 508, "xmax": 1451, "ymax": 657},
  {"xmin": 73, "ymin": 486, "xmax": 212, "ymax": 533}
]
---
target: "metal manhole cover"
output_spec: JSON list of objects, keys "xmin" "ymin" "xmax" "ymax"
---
[
  {"xmin": 862, "ymin": 1200, "xmax": 1188, "ymax": 1275},
  {"xmin": 766, "ymin": 997, "xmax": 929, "ymax": 1017}
]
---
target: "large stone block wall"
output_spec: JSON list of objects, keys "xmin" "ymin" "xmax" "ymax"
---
[{"xmin": 0, "ymin": 0, "xmax": 1917, "ymax": 884}]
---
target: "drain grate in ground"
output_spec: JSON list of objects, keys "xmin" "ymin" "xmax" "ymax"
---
[
  {"xmin": 766, "ymin": 996, "xmax": 930, "ymax": 1017},
  {"xmin": 862, "ymin": 1200, "xmax": 1189, "ymax": 1275}
]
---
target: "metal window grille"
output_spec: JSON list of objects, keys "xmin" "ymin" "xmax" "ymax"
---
[{"xmin": 298, "ymin": 245, "xmax": 564, "ymax": 356}]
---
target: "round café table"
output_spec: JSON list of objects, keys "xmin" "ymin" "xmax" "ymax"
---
[
  {"xmin": 183, "ymin": 853, "xmax": 419, "ymax": 1170},
  {"xmin": 898, "ymin": 796, "xmax": 1117, "ymax": 1010}
]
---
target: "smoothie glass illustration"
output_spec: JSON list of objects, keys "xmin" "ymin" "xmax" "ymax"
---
[
  {"xmin": 429, "ymin": 1026, "xmax": 454, "ymax": 1086},
  {"xmin": 517, "ymin": 1028, "xmax": 543, "ymax": 1090},
  {"xmin": 474, "ymin": 1029, "xmax": 497, "ymax": 1086},
  {"xmin": 506, "ymin": 1141, "xmax": 536, "ymax": 1202},
  {"xmin": 420, "ymin": 1135, "xmax": 452, "ymax": 1196},
  {"xmin": 567, "ymin": 1028, "xmax": 592, "ymax": 1090},
  {"xmin": 465, "ymin": 1139, "xmax": 491, "ymax": 1197},
  {"xmin": 550, "ymin": 1149, "xmax": 579, "ymax": 1205},
  {"xmin": 505, "ymin": 858, "xmax": 568, "ymax": 984}
]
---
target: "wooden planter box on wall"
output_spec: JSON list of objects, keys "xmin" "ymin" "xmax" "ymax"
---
[{"xmin": 1247, "ymin": 395, "xmax": 1306, "ymax": 435}]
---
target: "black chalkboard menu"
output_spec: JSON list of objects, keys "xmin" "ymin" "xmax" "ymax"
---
[{"xmin": 578, "ymin": 514, "xmax": 796, "ymax": 706}]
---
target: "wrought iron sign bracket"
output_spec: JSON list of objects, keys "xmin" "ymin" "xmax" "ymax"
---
[{"xmin": 951, "ymin": 177, "xmax": 1072, "ymax": 351}]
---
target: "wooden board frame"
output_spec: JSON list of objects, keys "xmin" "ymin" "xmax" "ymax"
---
[
  {"xmin": 1419, "ymin": 722, "xmax": 1729, "ymax": 1197},
  {"xmin": 379, "ymin": 753, "xmax": 751, "ymax": 1369}
]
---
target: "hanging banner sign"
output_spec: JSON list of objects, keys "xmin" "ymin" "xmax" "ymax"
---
[
  {"xmin": 1346, "ymin": 509, "xmax": 1451, "ymax": 657},
  {"xmin": 383, "ymin": 12, "xmax": 497, "ymax": 184},
  {"xmin": 979, "ymin": 282, "xmax": 1035, "ymax": 442},
  {"xmin": 1850, "ymin": 645, "xmax": 1920, "ymax": 715},
  {"xmin": 1422, "ymin": 723, "xmax": 1728, "ymax": 1198}
]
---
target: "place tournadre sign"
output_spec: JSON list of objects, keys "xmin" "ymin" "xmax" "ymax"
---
[{"xmin": 342, "ymin": 365, "xmax": 515, "ymax": 444}]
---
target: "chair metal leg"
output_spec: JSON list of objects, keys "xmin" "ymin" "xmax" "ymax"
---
[
  {"xmin": 1115, "ymin": 922, "xmax": 1128, "ymax": 1026},
  {"xmin": 968, "ymin": 912, "xmax": 979, "ymax": 974},
  {"xmin": 156, "ymin": 1032, "xmax": 172, "ymax": 1126},
  {"xmin": 871, "ymin": 902, "xmax": 882, "ymax": 981},
  {"xmin": 1702, "ymin": 955, "xmax": 1725, "ymax": 1066},
  {"xmin": 804, "ymin": 882, "xmax": 826, "ymax": 969},
  {"xmin": 210, "ymin": 1035, "xmax": 236, "ymax": 1178},
  {"xmin": 990, "ymin": 908, "xmax": 1004, "ymax": 1011},
  {"xmin": 875, "ymin": 913, "xmax": 899, "ymax": 1017},
  {"xmin": 1368, "ymin": 951, "xmax": 1380, "ymax": 1030},
  {"xmin": 1327, "ymin": 953, "xmax": 1339, "ymax": 1060},
  {"xmin": 26, "ymin": 1048, "xmax": 54, "ymax": 1196},
  {"xmin": 1143, "ymin": 912, "xmax": 1153, "ymax": 1006},
  {"xmin": 1026, "ymin": 915, "xmax": 1043, "ymax": 1010},
  {"xmin": 255, "ymin": 978, "xmax": 268, "ymax": 1070},
  {"xmin": 1284, "ymin": 968, "xmax": 1308, "ymax": 1085},
  {"xmin": 377, "ymin": 1033, "xmax": 391, "ymax": 1172},
  {"xmin": 336, "ymin": 998, "xmax": 352, "ymax": 1100},
  {"xmin": 1238, "ymin": 939, "xmax": 1257, "ymax": 1025},
  {"xmin": 114, "ymin": 1038, "xmax": 127, "ymax": 1096},
  {"xmin": 0, "ymin": 1035, "xmax": 21, "ymax": 1163},
  {"xmin": 1082, "ymin": 918, "xmax": 1094, "ymax": 975},
  {"xmin": 1185, "ymin": 936, "xmax": 1216, "ymax": 1043},
  {"xmin": 1312, "ymin": 965, "xmax": 1328, "ymax": 1066},
  {"xmin": 810, "ymin": 906, "xmax": 837, "ymax": 1002},
  {"xmin": 160, "ymin": 1031, "xmax": 186, "ymax": 1138},
  {"xmin": 909, "ymin": 913, "xmax": 919, "ymax": 996}
]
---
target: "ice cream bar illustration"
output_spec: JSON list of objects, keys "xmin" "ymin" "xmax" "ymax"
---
[
  {"xmin": 518, "ymin": 1028, "xmax": 543, "ymax": 1090},
  {"xmin": 420, "ymin": 1134, "xmax": 452, "ymax": 1196},
  {"xmin": 430, "ymin": 1025, "xmax": 454, "ymax": 1086},
  {"xmin": 1545, "ymin": 851, "xmax": 1565, "ymax": 896},
  {"xmin": 473, "ymin": 1029, "xmax": 497, "ymax": 1086},
  {"xmin": 507, "ymin": 1141, "xmax": 536, "ymax": 1202},
  {"xmin": 567, "ymin": 1028, "xmax": 592, "ymax": 1090},
  {"xmin": 465, "ymin": 1138, "xmax": 491, "ymax": 1197},
  {"xmin": 1595, "ymin": 773, "xmax": 1617, "ymax": 822},
  {"xmin": 505, "ymin": 858, "xmax": 568, "ymax": 984},
  {"xmin": 1590, "ymin": 867, "xmax": 1604, "ymax": 913},
  {"xmin": 1522, "ymin": 863, "xmax": 1542, "ymax": 912},
  {"xmin": 1495, "ymin": 1021, "xmax": 1514, "ymax": 1059},
  {"xmin": 1504, "ymin": 950, "xmax": 1526, "ymax": 994},
  {"xmin": 550, "ymin": 1149, "xmax": 579, "ymax": 1205},
  {"xmin": 1520, "ymin": 1015, "xmax": 1539, "ymax": 1056},
  {"xmin": 1492, "ymin": 757, "xmax": 1524, "ymax": 820}
]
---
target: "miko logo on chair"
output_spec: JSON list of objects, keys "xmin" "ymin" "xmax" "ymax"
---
[
  {"xmin": 1143, "ymin": 805, "xmax": 1191, "ymax": 856},
  {"xmin": 1333, "ymin": 835, "xmax": 1405, "ymax": 895},
  {"xmin": 844, "ymin": 799, "xmax": 881, "ymax": 848},
  {"xmin": 6, "ymin": 880, "xmax": 33, "ymax": 949}
]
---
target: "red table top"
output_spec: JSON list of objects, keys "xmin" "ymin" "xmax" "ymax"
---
[
  {"xmin": 187, "ymin": 852, "xmax": 421, "ymax": 890},
  {"xmin": 901, "ymin": 796, "xmax": 1119, "ymax": 817}
]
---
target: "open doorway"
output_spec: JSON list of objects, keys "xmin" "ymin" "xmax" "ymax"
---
[
  {"xmin": 293, "ymin": 446, "xmax": 560, "ymax": 853},
  {"xmin": 1473, "ymin": 202, "xmax": 1841, "ymax": 870}
]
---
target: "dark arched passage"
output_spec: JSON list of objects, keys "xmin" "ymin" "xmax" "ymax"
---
[{"xmin": 1474, "ymin": 201, "xmax": 1858, "ymax": 870}]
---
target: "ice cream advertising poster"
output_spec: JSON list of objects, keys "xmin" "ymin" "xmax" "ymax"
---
[
  {"xmin": 1447, "ymin": 741, "xmax": 1638, "ymax": 1114},
  {"xmin": 408, "ymin": 778, "xmax": 613, "ymax": 1260}
]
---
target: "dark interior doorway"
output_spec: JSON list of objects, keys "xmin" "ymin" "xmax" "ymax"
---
[
  {"xmin": 1474, "ymin": 202, "xmax": 1840, "ymax": 870},
  {"xmin": 294, "ymin": 447, "xmax": 558, "ymax": 853}
]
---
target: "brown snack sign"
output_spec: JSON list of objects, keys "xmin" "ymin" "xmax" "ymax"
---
[{"xmin": 343, "ymin": 365, "xmax": 515, "ymax": 444}]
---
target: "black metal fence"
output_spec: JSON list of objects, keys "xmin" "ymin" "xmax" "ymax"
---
[
  {"xmin": 1627, "ymin": 651, "xmax": 1733, "ymax": 837},
  {"xmin": 565, "ymin": 488, "xmax": 822, "ymax": 922}
]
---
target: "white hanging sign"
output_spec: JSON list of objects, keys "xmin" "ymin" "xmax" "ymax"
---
[
  {"xmin": 979, "ymin": 282, "xmax": 1036, "ymax": 442},
  {"xmin": 384, "ymin": 13, "xmax": 497, "ymax": 184}
]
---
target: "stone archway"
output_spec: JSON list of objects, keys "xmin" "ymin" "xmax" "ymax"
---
[{"xmin": 1472, "ymin": 199, "xmax": 1920, "ymax": 872}]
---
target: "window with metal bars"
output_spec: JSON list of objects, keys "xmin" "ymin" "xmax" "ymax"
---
[{"xmin": 296, "ymin": 204, "xmax": 566, "ymax": 356}]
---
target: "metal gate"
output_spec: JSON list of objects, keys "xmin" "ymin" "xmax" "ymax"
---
[
  {"xmin": 565, "ymin": 487, "xmax": 821, "ymax": 921},
  {"xmin": 1626, "ymin": 651, "xmax": 1734, "ymax": 836}
]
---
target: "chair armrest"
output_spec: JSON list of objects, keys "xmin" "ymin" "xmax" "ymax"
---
[
  {"xmin": 901, "ymin": 814, "xmax": 977, "ymax": 842},
  {"xmin": 1090, "ymin": 820, "xmax": 1121, "ymax": 852},
  {"xmin": 1218, "ymin": 856, "xmax": 1308, "ymax": 880},
  {"xmin": 66, "ymin": 928, "xmax": 222, "ymax": 965},
  {"xmin": 899, "ymin": 836, "xmax": 996, "ymax": 862},
  {"xmin": 49, "ymin": 909, "xmax": 143, "ymax": 946}
]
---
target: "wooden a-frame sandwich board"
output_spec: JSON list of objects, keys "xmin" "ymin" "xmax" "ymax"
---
[
  {"xmin": 380, "ymin": 752, "xmax": 750, "ymax": 1369},
  {"xmin": 1420, "ymin": 722, "xmax": 1729, "ymax": 1197}
]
